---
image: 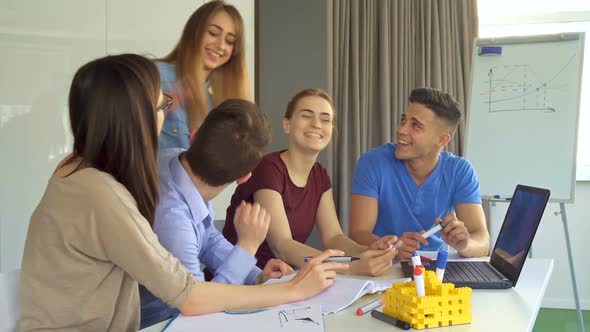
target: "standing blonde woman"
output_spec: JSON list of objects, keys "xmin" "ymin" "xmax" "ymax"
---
[{"xmin": 158, "ymin": 0, "xmax": 250, "ymax": 149}]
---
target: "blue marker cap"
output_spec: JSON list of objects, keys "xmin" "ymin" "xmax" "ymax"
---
[
  {"xmin": 436, "ymin": 250, "xmax": 448, "ymax": 269},
  {"xmin": 412, "ymin": 252, "xmax": 419, "ymax": 257}
]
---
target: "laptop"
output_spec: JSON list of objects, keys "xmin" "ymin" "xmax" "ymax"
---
[{"xmin": 401, "ymin": 184, "xmax": 550, "ymax": 289}]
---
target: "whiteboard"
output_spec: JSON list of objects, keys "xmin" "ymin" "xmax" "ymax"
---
[{"xmin": 464, "ymin": 33, "xmax": 585, "ymax": 202}]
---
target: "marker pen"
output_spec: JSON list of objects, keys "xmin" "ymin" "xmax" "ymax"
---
[
  {"xmin": 421, "ymin": 222, "xmax": 446, "ymax": 239},
  {"xmin": 303, "ymin": 256, "xmax": 360, "ymax": 263},
  {"xmin": 411, "ymin": 252, "xmax": 422, "ymax": 267},
  {"xmin": 371, "ymin": 310, "xmax": 411, "ymax": 330},
  {"xmin": 414, "ymin": 267, "xmax": 425, "ymax": 297},
  {"xmin": 356, "ymin": 298, "xmax": 384, "ymax": 316},
  {"xmin": 436, "ymin": 250, "xmax": 448, "ymax": 281},
  {"xmin": 492, "ymin": 195, "xmax": 512, "ymax": 201}
]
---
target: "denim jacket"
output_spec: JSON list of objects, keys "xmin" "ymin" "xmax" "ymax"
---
[{"xmin": 156, "ymin": 61, "xmax": 211, "ymax": 150}]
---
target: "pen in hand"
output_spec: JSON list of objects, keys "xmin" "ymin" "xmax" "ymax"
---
[
  {"xmin": 388, "ymin": 239, "xmax": 404, "ymax": 250},
  {"xmin": 303, "ymin": 256, "xmax": 360, "ymax": 263}
]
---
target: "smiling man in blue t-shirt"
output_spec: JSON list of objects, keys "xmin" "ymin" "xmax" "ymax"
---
[{"xmin": 349, "ymin": 88, "xmax": 490, "ymax": 259}]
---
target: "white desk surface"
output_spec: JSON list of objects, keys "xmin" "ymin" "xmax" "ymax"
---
[{"xmin": 140, "ymin": 258, "xmax": 553, "ymax": 332}]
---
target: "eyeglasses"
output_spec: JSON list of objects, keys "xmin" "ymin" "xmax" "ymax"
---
[{"xmin": 156, "ymin": 93, "xmax": 174, "ymax": 112}]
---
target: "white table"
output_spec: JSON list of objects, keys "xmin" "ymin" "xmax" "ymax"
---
[{"xmin": 141, "ymin": 258, "xmax": 553, "ymax": 332}]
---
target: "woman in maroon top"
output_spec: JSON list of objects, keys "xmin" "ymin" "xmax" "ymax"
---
[{"xmin": 223, "ymin": 88, "xmax": 400, "ymax": 276}]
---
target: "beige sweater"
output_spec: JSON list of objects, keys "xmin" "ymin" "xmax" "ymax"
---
[{"xmin": 19, "ymin": 168, "xmax": 194, "ymax": 331}]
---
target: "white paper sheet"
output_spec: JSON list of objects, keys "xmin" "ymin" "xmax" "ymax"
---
[
  {"xmin": 165, "ymin": 304, "xmax": 324, "ymax": 332},
  {"xmin": 264, "ymin": 274, "xmax": 410, "ymax": 314}
]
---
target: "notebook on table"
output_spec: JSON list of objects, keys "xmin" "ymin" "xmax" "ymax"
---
[{"xmin": 401, "ymin": 184, "xmax": 550, "ymax": 289}]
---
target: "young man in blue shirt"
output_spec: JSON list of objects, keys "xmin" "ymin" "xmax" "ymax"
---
[
  {"xmin": 140, "ymin": 99, "xmax": 348, "ymax": 327},
  {"xmin": 349, "ymin": 88, "xmax": 490, "ymax": 259}
]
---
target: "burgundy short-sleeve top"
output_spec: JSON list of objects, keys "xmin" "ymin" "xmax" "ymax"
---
[{"xmin": 222, "ymin": 151, "xmax": 332, "ymax": 268}]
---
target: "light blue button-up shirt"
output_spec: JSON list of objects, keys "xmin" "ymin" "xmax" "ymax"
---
[{"xmin": 139, "ymin": 148, "xmax": 261, "ymax": 328}]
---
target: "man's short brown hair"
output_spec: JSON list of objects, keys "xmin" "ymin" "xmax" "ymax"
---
[{"xmin": 184, "ymin": 99, "xmax": 272, "ymax": 186}]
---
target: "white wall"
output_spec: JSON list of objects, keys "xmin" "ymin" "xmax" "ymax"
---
[
  {"xmin": 0, "ymin": 0, "xmax": 107, "ymax": 272},
  {"xmin": 487, "ymin": 181, "xmax": 590, "ymax": 309},
  {"xmin": 0, "ymin": 0, "xmax": 254, "ymax": 272}
]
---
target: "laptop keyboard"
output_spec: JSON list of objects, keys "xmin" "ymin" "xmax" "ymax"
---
[{"xmin": 445, "ymin": 262, "xmax": 500, "ymax": 282}]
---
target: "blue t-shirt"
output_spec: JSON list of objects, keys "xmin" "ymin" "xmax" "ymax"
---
[
  {"xmin": 351, "ymin": 143, "xmax": 481, "ymax": 251},
  {"xmin": 156, "ymin": 62, "xmax": 213, "ymax": 150}
]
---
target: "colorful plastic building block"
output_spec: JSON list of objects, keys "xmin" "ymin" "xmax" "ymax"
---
[{"xmin": 383, "ymin": 270, "xmax": 472, "ymax": 329}]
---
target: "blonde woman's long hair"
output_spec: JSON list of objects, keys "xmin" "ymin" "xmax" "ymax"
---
[{"xmin": 161, "ymin": 0, "xmax": 250, "ymax": 129}]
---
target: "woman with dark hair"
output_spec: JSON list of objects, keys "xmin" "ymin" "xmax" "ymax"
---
[
  {"xmin": 158, "ymin": 0, "xmax": 251, "ymax": 149},
  {"xmin": 18, "ymin": 55, "xmax": 347, "ymax": 332}
]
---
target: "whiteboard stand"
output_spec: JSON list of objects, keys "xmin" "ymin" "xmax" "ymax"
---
[
  {"xmin": 555, "ymin": 203, "xmax": 585, "ymax": 332},
  {"xmin": 465, "ymin": 32, "xmax": 585, "ymax": 331}
]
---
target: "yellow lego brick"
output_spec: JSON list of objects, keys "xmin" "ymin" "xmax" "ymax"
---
[{"xmin": 383, "ymin": 271, "xmax": 473, "ymax": 329}]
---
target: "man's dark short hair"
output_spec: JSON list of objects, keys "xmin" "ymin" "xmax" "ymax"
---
[{"xmin": 409, "ymin": 87, "xmax": 462, "ymax": 132}]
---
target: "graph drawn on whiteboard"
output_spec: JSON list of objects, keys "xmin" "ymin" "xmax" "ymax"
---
[
  {"xmin": 478, "ymin": 54, "xmax": 577, "ymax": 113},
  {"xmin": 466, "ymin": 33, "xmax": 584, "ymax": 203}
]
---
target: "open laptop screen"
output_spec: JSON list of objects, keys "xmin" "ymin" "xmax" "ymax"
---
[{"xmin": 489, "ymin": 185, "xmax": 550, "ymax": 286}]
